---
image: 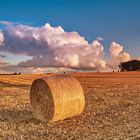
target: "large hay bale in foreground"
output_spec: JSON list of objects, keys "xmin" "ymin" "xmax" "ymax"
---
[{"xmin": 30, "ymin": 75, "xmax": 85, "ymax": 123}]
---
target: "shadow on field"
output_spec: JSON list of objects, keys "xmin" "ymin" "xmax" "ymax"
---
[
  {"xmin": 0, "ymin": 108, "xmax": 41, "ymax": 124},
  {"xmin": 0, "ymin": 81, "xmax": 30, "ymax": 88},
  {"xmin": 0, "ymin": 107, "xmax": 90, "ymax": 127}
]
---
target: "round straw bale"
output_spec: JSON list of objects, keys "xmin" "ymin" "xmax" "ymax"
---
[{"xmin": 30, "ymin": 75, "xmax": 85, "ymax": 123}]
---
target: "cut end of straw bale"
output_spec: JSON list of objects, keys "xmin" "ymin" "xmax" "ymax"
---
[{"xmin": 30, "ymin": 75, "xmax": 85, "ymax": 123}]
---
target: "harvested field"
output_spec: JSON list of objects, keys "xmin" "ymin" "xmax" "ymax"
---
[{"xmin": 0, "ymin": 72, "xmax": 140, "ymax": 140}]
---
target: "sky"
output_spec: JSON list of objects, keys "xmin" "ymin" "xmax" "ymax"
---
[{"xmin": 0, "ymin": 0, "xmax": 140, "ymax": 73}]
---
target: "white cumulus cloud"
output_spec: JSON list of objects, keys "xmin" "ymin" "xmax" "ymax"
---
[
  {"xmin": 0, "ymin": 22, "xmax": 107, "ymax": 70},
  {"xmin": 108, "ymin": 42, "xmax": 131, "ymax": 69},
  {"xmin": 0, "ymin": 21, "xmax": 133, "ymax": 73},
  {"xmin": 0, "ymin": 31, "xmax": 4, "ymax": 46}
]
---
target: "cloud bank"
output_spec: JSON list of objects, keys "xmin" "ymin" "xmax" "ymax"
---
[
  {"xmin": 0, "ymin": 31, "xmax": 4, "ymax": 46},
  {"xmin": 108, "ymin": 42, "xmax": 131, "ymax": 69},
  {"xmin": 0, "ymin": 22, "xmax": 134, "ymax": 73}
]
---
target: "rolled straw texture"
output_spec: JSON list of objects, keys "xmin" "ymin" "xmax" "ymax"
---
[{"xmin": 30, "ymin": 75, "xmax": 85, "ymax": 123}]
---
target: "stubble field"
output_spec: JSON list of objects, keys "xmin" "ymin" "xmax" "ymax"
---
[{"xmin": 0, "ymin": 72, "xmax": 140, "ymax": 140}]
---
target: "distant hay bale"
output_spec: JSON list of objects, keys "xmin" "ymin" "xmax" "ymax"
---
[{"xmin": 30, "ymin": 75, "xmax": 85, "ymax": 123}]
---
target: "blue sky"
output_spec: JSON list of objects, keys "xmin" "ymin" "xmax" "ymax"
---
[{"xmin": 0, "ymin": 0, "xmax": 140, "ymax": 70}]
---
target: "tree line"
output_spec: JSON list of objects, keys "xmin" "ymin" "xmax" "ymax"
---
[
  {"xmin": 119, "ymin": 59, "xmax": 140, "ymax": 72},
  {"xmin": 0, "ymin": 72, "xmax": 21, "ymax": 75}
]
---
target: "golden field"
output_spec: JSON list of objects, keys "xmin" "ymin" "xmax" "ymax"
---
[{"xmin": 0, "ymin": 72, "xmax": 140, "ymax": 140}]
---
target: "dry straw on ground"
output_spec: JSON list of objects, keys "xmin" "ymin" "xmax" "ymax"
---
[{"xmin": 30, "ymin": 74, "xmax": 85, "ymax": 123}]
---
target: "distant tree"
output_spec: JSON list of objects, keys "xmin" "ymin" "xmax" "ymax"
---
[
  {"xmin": 119, "ymin": 60, "xmax": 140, "ymax": 72},
  {"xmin": 11, "ymin": 72, "xmax": 18, "ymax": 75}
]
